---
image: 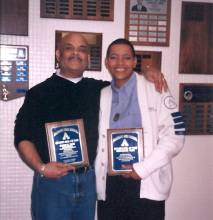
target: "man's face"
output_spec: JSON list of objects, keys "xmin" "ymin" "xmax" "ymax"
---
[
  {"xmin": 105, "ymin": 44, "xmax": 137, "ymax": 88},
  {"xmin": 56, "ymin": 33, "xmax": 89, "ymax": 78}
]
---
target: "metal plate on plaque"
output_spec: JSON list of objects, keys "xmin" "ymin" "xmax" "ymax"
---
[
  {"xmin": 179, "ymin": 83, "xmax": 213, "ymax": 135},
  {"xmin": 107, "ymin": 128, "xmax": 144, "ymax": 175},
  {"xmin": 45, "ymin": 119, "xmax": 89, "ymax": 166}
]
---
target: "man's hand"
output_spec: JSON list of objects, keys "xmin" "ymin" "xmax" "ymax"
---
[
  {"xmin": 143, "ymin": 66, "xmax": 168, "ymax": 93},
  {"xmin": 17, "ymin": 141, "xmax": 76, "ymax": 179},
  {"xmin": 121, "ymin": 165, "xmax": 141, "ymax": 180},
  {"xmin": 39, "ymin": 162, "xmax": 75, "ymax": 179}
]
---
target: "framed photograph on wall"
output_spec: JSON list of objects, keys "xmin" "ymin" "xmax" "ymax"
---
[
  {"xmin": 125, "ymin": 0, "xmax": 171, "ymax": 46},
  {"xmin": 55, "ymin": 31, "xmax": 102, "ymax": 71}
]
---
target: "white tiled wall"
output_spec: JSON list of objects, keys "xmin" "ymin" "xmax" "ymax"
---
[{"xmin": 0, "ymin": 1, "xmax": 213, "ymax": 220}]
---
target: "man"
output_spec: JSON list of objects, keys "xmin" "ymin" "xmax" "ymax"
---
[
  {"xmin": 132, "ymin": 0, "xmax": 147, "ymax": 12},
  {"xmin": 14, "ymin": 33, "xmax": 167, "ymax": 220}
]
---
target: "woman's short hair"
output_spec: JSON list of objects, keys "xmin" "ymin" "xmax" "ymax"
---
[{"xmin": 106, "ymin": 38, "xmax": 136, "ymax": 58}]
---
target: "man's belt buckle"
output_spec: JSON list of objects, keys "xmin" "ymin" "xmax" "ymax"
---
[{"xmin": 74, "ymin": 166, "xmax": 89, "ymax": 174}]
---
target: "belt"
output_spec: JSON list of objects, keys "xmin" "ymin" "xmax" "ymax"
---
[
  {"xmin": 36, "ymin": 166, "xmax": 92, "ymax": 178},
  {"xmin": 72, "ymin": 166, "xmax": 91, "ymax": 174}
]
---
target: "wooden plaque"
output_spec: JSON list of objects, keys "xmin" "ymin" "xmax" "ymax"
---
[
  {"xmin": 125, "ymin": 0, "xmax": 171, "ymax": 46},
  {"xmin": 45, "ymin": 119, "xmax": 89, "ymax": 166},
  {"xmin": 179, "ymin": 2, "xmax": 213, "ymax": 74},
  {"xmin": 134, "ymin": 51, "xmax": 162, "ymax": 74},
  {"xmin": 40, "ymin": 0, "xmax": 114, "ymax": 21},
  {"xmin": 0, "ymin": 0, "xmax": 29, "ymax": 36},
  {"xmin": 107, "ymin": 128, "xmax": 144, "ymax": 175},
  {"xmin": 179, "ymin": 83, "xmax": 213, "ymax": 135},
  {"xmin": 55, "ymin": 30, "xmax": 102, "ymax": 71}
]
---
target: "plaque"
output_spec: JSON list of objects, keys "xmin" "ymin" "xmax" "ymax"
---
[
  {"xmin": 0, "ymin": 45, "xmax": 29, "ymax": 101},
  {"xmin": 55, "ymin": 31, "xmax": 102, "ymax": 71},
  {"xmin": 179, "ymin": 2, "xmax": 213, "ymax": 74},
  {"xmin": 45, "ymin": 119, "xmax": 89, "ymax": 166},
  {"xmin": 0, "ymin": 0, "xmax": 28, "ymax": 36},
  {"xmin": 107, "ymin": 128, "xmax": 144, "ymax": 175},
  {"xmin": 134, "ymin": 51, "xmax": 162, "ymax": 74},
  {"xmin": 125, "ymin": 0, "xmax": 171, "ymax": 46},
  {"xmin": 179, "ymin": 83, "xmax": 213, "ymax": 135},
  {"xmin": 40, "ymin": 0, "xmax": 114, "ymax": 21}
]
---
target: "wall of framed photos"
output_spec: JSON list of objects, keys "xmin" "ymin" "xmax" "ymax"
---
[{"xmin": 0, "ymin": 1, "xmax": 213, "ymax": 220}]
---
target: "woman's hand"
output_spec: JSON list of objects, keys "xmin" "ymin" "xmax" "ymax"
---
[{"xmin": 121, "ymin": 165, "xmax": 141, "ymax": 180}]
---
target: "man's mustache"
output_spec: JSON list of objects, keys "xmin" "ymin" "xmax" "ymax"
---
[{"xmin": 68, "ymin": 55, "xmax": 82, "ymax": 62}]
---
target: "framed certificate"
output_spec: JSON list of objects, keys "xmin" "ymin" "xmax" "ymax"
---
[
  {"xmin": 45, "ymin": 119, "xmax": 89, "ymax": 166},
  {"xmin": 107, "ymin": 128, "xmax": 144, "ymax": 175}
]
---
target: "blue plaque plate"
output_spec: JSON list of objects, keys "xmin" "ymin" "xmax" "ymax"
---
[
  {"xmin": 45, "ymin": 119, "xmax": 89, "ymax": 166},
  {"xmin": 107, "ymin": 128, "xmax": 144, "ymax": 175}
]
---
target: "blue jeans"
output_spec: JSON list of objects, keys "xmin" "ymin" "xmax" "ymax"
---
[{"xmin": 31, "ymin": 168, "xmax": 96, "ymax": 220}]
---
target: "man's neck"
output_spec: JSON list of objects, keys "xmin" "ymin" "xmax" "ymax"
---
[{"xmin": 56, "ymin": 69, "xmax": 83, "ymax": 83}]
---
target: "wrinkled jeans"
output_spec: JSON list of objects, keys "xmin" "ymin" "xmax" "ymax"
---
[{"xmin": 31, "ymin": 168, "xmax": 96, "ymax": 220}]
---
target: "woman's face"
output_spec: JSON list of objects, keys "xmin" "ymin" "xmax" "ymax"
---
[{"xmin": 105, "ymin": 44, "xmax": 137, "ymax": 88}]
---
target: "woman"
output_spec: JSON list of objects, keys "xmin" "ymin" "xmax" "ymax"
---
[{"xmin": 95, "ymin": 38, "xmax": 185, "ymax": 220}]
